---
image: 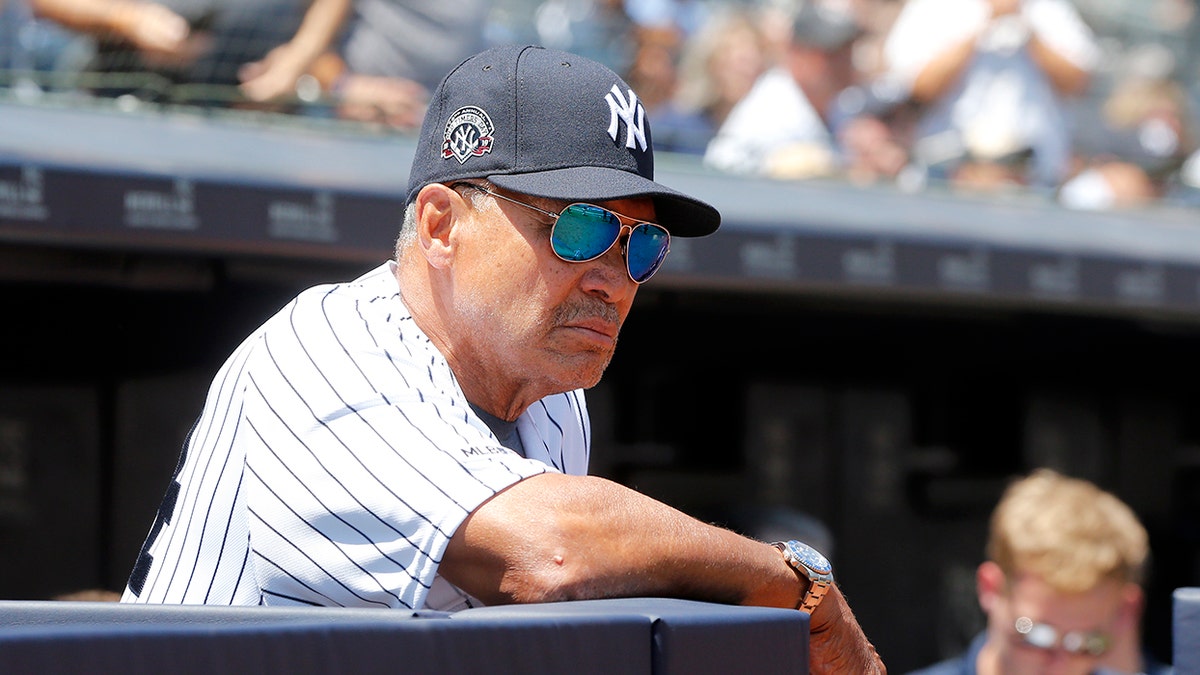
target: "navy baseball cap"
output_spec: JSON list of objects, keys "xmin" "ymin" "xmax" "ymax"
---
[{"xmin": 406, "ymin": 44, "xmax": 720, "ymax": 237}]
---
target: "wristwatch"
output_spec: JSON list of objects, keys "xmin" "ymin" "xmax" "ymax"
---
[{"xmin": 773, "ymin": 540, "xmax": 834, "ymax": 615}]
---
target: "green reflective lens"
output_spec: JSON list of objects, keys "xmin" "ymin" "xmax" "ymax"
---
[
  {"xmin": 551, "ymin": 204, "xmax": 623, "ymax": 261},
  {"xmin": 551, "ymin": 204, "xmax": 670, "ymax": 283},
  {"xmin": 626, "ymin": 224, "xmax": 670, "ymax": 282}
]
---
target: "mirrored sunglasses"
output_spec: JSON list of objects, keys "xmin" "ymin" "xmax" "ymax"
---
[
  {"xmin": 1014, "ymin": 616, "xmax": 1112, "ymax": 657},
  {"xmin": 452, "ymin": 183, "xmax": 671, "ymax": 283}
]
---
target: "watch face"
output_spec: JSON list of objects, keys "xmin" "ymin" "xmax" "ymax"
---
[{"xmin": 789, "ymin": 541, "xmax": 832, "ymax": 576}]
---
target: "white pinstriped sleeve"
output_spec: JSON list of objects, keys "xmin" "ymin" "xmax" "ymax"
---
[{"xmin": 122, "ymin": 263, "xmax": 589, "ymax": 610}]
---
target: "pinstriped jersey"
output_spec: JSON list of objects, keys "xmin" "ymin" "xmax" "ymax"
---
[{"xmin": 121, "ymin": 262, "xmax": 591, "ymax": 611}]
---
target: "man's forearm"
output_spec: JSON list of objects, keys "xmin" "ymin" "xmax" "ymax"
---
[
  {"xmin": 443, "ymin": 473, "xmax": 794, "ymax": 606},
  {"xmin": 443, "ymin": 473, "xmax": 886, "ymax": 672}
]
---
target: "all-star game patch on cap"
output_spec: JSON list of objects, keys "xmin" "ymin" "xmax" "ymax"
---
[{"xmin": 406, "ymin": 44, "xmax": 721, "ymax": 237}]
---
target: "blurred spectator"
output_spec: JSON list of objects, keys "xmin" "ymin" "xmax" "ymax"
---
[
  {"xmin": 1060, "ymin": 72, "xmax": 1196, "ymax": 210},
  {"xmin": 705, "ymin": 0, "xmax": 911, "ymax": 184},
  {"xmin": 904, "ymin": 468, "xmax": 1167, "ymax": 675},
  {"xmin": 837, "ymin": 105, "xmax": 916, "ymax": 186},
  {"xmin": 828, "ymin": 69, "xmax": 917, "ymax": 186},
  {"xmin": 650, "ymin": 5, "xmax": 773, "ymax": 155},
  {"xmin": 624, "ymin": 21, "xmax": 682, "ymax": 119},
  {"xmin": 825, "ymin": 0, "xmax": 915, "ymax": 148},
  {"xmin": 620, "ymin": 0, "xmax": 706, "ymax": 113},
  {"xmin": 338, "ymin": 0, "xmax": 486, "ymax": 91},
  {"xmin": 882, "ymin": 0, "xmax": 1102, "ymax": 190},
  {"xmin": 304, "ymin": 0, "xmax": 490, "ymax": 130},
  {"xmin": 947, "ymin": 123, "xmax": 1038, "ymax": 196},
  {"xmin": 704, "ymin": 0, "xmax": 859, "ymax": 178},
  {"xmin": 29, "ymin": 0, "xmax": 349, "ymax": 106},
  {"xmin": 309, "ymin": 0, "xmax": 641, "ymax": 132},
  {"xmin": 26, "ymin": 0, "xmax": 500, "ymax": 124},
  {"xmin": 1095, "ymin": 581, "xmax": 1173, "ymax": 675},
  {"xmin": 1057, "ymin": 160, "xmax": 1159, "ymax": 210},
  {"xmin": 1072, "ymin": 0, "xmax": 1197, "ymax": 80}
]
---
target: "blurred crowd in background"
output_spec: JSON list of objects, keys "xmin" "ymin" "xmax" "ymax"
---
[{"xmin": 1, "ymin": 0, "xmax": 1199, "ymax": 211}]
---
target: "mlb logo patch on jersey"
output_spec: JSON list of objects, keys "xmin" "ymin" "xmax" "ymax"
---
[{"xmin": 442, "ymin": 106, "xmax": 495, "ymax": 164}]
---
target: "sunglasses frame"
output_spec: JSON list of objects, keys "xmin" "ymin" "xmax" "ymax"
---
[
  {"xmin": 450, "ymin": 182, "xmax": 670, "ymax": 284},
  {"xmin": 1013, "ymin": 616, "xmax": 1111, "ymax": 657}
]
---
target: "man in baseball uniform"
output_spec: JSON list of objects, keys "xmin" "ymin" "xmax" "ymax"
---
[{"xmin": 122, "ymin": 43, "xmax": 884, "ymax": 673}]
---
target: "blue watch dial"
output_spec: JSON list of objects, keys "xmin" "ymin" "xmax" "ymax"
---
[{"xmin": 787, "ymin": 541, "xmax": 832, "ymax": 576}]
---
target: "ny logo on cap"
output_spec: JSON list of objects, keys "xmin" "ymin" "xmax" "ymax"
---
[
  {"xmin": 442, "ymin": 106, "xmax": 495, "ymax": 164},
  {"xmin": 605, "ymin": 85, "xmax": 647, "ymax": 152}
]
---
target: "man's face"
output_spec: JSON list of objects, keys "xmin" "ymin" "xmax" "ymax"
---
[
  {"xmin": 980, "ymin": 567, "xmax": 1126, "ymax": 675},
  {"xmin": 450, "ymin": 187, "xmax": 649, "ymax": 404}
]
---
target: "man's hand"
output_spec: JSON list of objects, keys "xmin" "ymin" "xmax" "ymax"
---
[{"xmin": 808, "ymin": 584, "xmax": 887, "ymax": 674}]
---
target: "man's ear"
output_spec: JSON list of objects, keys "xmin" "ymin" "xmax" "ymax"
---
[
  {"xmin": 977, "ymin": 560, "xmax": 1006, "ymax": 612},
  {"xmin": 414, "ymin": 183, "xmax": 462, "ymax": 269}
]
